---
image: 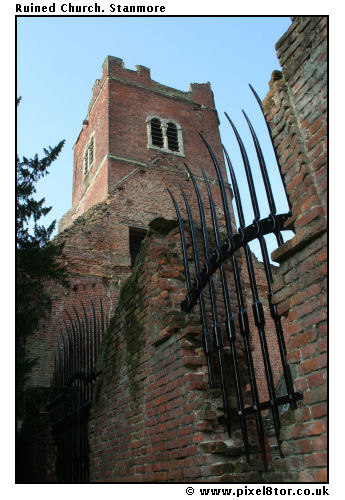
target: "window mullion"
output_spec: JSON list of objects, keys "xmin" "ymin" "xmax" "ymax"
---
[{"xmin": 161, "ymin": 123, "xmax": 168, "ymax": 150}]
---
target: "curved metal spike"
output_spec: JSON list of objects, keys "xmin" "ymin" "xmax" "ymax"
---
[
  {"xmin": 63, "ymin": 319, "xmax": 73, "ymax": 382},
  {"xmin": 224, "ymin": 112, "xmax": 260, "ymax": 220},
  {"xmin": 183, "ymin": 163, "xmax": 211, "ymax": 257},
  {"xmin": 179, "ymin": 185, "xmax": 203, "ymax": 275},
  {"xmin": 222, "ymin": 144, "xmax": 246, "ymax": 229},
  {"xmin": 199, "ymin": 133, "xmax": 234, "ymax": 238},
  {"xmin": 201, "ymin": 170, "xmax": 221, "ymax": 246},
  {"xmin": 73, "ymin": 305, "xmax": 83, "ymax": 371},
  {"xmin": 242, "ymin": 109, "xmax": 276, "ymax": 215},
  {"xmin": 66, "ymin": 310, "xmax": 77, "ymax": 354},
  {"xmin": 249, "ymin": 83, "xmax": 292, "ymax": 214},
  {"xmin": 241, "ymin": 109, "xmax": 284, "ymax": 246},
  {"xmin": 167, "ymin": 188, "xmax": 192, "ymax": 295}
]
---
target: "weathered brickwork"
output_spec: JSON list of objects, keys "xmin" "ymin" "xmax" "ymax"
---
[
  {"xmin": 261, "ymin": 16, "xmax": 327, "ymax": 482},
  {"xmin": 88, "ymin": 222, "xmax": 269, "ymax": 483}
]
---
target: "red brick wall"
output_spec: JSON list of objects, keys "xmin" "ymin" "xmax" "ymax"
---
[
  {"xmin": 88, "ymin": 223, "xmax": 269, "ymax": 482},
  {"xmin": 262, "ymin": 16, "xmax": 327, "ymax": 482}
]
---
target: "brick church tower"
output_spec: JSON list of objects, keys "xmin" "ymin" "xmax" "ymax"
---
[
  {"xmin": 27, "ymin": 55, "xmax": 233, "ymax": 388},
  {"xmin": 59, "ymin": 55, "xmax": 230, "ymax": 234},
  {"xmin": 65, "ymin": 54, "xmax": 227, "ymax": 220}
]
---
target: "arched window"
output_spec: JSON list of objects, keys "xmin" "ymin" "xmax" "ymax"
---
[
  {"xmin": 146, "ymin": 116, "xmax": 184, "ymax": 156},
  {"xmin": 150, "ymin": 118, "xmax": 164, "ymax": 148},
  {"xmin": 166, "ymin": 122, "xmax": 179, "ymax": 152},
  {"xmin": 84, "ymin": 133, "xmax": 95, "ymax": 179}
]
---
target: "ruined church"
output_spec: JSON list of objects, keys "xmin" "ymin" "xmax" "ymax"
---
[{"xmin": 21, "ymin": 17, "xmax": 327, "ymax": 484}]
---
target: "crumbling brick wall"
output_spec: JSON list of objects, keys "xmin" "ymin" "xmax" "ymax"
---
[
  {"xmin": 88, "ymin": 220, "xmax": 271, "ymax": 482},
  {"xmin": 262, "ymin": 16, "xmax": 327, "ymax": 482}
]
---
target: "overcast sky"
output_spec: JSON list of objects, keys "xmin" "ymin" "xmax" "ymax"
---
[{"xmin": 17, "ymin": 14, "xmax": 293, "ymax": 257}]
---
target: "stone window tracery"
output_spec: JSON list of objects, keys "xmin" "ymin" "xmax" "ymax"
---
[{"xmin": 146, "ymin": 115, "xmax": 185, "ymax": 157}]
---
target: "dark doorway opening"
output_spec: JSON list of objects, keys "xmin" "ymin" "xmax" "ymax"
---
[{"xmin": 129, "ymin": 228, "xmax": 147, "ymax": 267}]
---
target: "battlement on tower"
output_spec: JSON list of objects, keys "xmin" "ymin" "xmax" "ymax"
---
[{"xmin": 86, "ymin": 55, "xmax": 216, "ymax": 120}]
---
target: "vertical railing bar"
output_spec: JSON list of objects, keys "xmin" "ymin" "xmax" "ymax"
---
[
  {"xmin": 60, "ymin": 335, "xmax": 66, "ymax": 429},
  {"xmin": 248, "ymin": 83, "xmax": 292, "ymax": 214},
  {"xmin": 60, "ymin": 334, "xmax": 66, "ymax": 391},
  {"xmin": 81, "ymin": 302, "xmax": 90, "ymax": 482},
  {"xmin": 93, "ymin": 302, "xmax": 98, "ymax": 369},
  {"xmin": 184, "ymin": 162, "xmax": 232, "ymax": 436},
  {"xmin": 63, "ymin": 321, "xmax": 73, "ymax": 482},
  {"xmin": 82, "ymin": 314, "xmax": 87, "ymax": 405},
  {"xmin": 56, "ymin": 337, "xmax": 61, "ymax": 458},
  {"xmin": 223, "ymin": 117, "xmax": 282, "ymax": 454},
  {"xmin": 73, "ymin": 306, "xmax": 83, "ymax": 403},
  {"xmin": 86, "ymin": 303, "xmax": 92, "ymax": 482},
  {"xmin": 63, "ymin": 321, "xmax": 70, "ymax": 383},
  {"xmin": 61, "ymin": 333, "xmax": 67, "ymax": 481},
  {"xmin": 65, "ymin": 330, "xmax": 70, "ymax": 484},
  {"xmin": 200, "ymin": 133, "xmax": 267, "ymax": 469},
  {"xmin": 202, "ymin": 168, "xmax": 250, "ymax": 459},
  {"xmin": 96, "ymin": 316, "xmax": 100, "ymax": 364},
  {"xmin": 99, "ymin": 298, "xmax": 105, "ymax": 356},
  {"xmin": 51, "ymin": 350, "xmax": 56, "ymax": 395},
  {"xmin": 67, "ymin": 308, "xmax": 78, "ymax": 471},
  {"xmin": 64, "ymin": 317, "xmax": 72, "ymax": 481},
  {"xmin": 73, "ymin": 305, "xmax": 83, "ymax": 484},
  {"xmin": 91, "ymin": 300, "xmax": 97, "ymax": 399},
  {"xmin": 81, "ymin": 302, "xmax": 90, "ymax": 404},
  {"xmin": 179, "ymin": 184, "xmax": 215, "ymax": 388}
]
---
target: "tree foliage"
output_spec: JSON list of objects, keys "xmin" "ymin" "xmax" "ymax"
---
[{"xmin": 17, "ymin": 98, "xmax": 69, "ymax": 418}]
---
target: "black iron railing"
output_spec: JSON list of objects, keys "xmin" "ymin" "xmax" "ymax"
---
[
  {"xmin": 168, "ymin": 87, "xmax": 302, "ymax": 469},
  {"xmin": 48, "ymin": 300, "xmax": 106, "ymax": 483}
]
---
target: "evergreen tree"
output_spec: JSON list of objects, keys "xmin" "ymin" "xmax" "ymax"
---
[{"xmin": 16, "ymin": 98, "xmax": 69, "ymax": 419}]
